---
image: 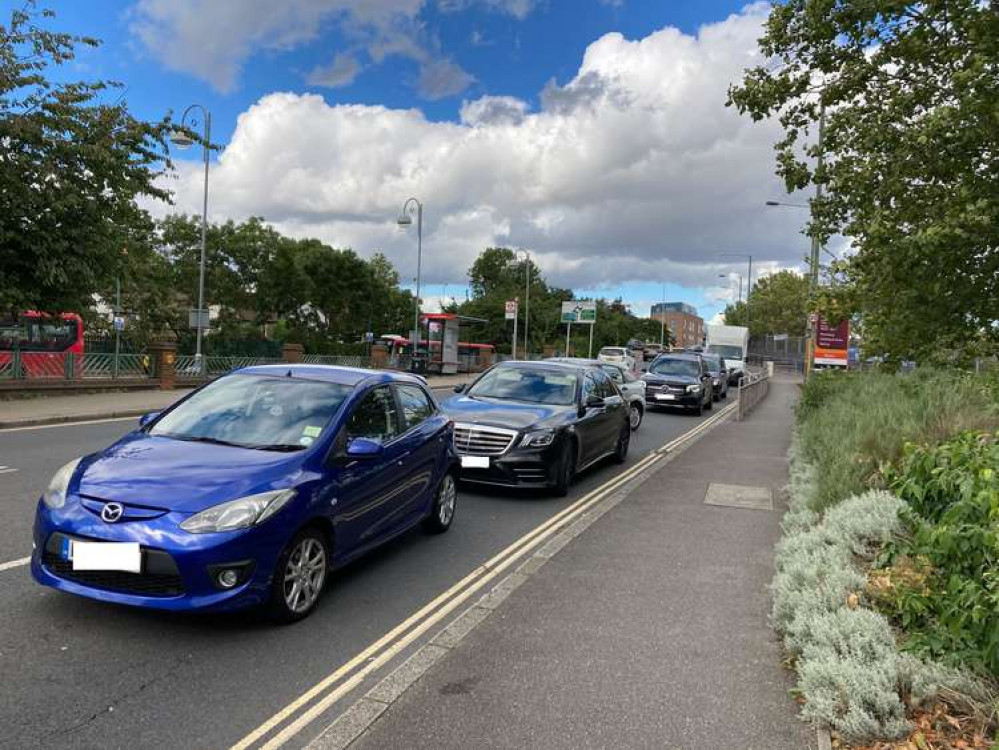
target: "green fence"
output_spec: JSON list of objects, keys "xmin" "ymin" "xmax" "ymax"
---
[{"xmin": 302, "ymin": 355, "xmax": 370, "ymax": 368}]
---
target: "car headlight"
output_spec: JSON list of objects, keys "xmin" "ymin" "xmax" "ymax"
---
[
  {"xmin": 686, "ymin": 384, "xmax": 702, "ymax": 393},
  {"xmin": 521, "ymin": 429, "xmax": 556, "ymax": 448},
  {"xmin": 42, "ymin": 458, "xmax": 82, "ymax": 509},
  {"xmin": 180, "ymin": 489, "xmax": 296, "ymax": 533},
  {"xmin": 713, "ymin": 378, "xmax": 720, "ymax": 386}
]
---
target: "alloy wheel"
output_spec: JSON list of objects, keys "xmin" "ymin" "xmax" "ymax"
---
[
  {"xmin": 629, "ymin": 404, "xmax": 642, "ymax": 429},
  {"xmin": 438, "ymin": 474, "xmax": 457, "ymax": 526},
  {"xmin": 283, "ymin": 537, "xmax": 327, "ymax": 614}
]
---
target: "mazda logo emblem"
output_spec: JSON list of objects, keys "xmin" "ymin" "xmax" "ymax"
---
[{"xmin": 101, "ymin": 502, "xmax": 124, "ymax": 523}]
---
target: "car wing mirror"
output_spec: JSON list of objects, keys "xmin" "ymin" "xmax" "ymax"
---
[
  {"xmin": 453, "ymin": 383, "xmax": 466, "ymax": 393},
  {"xmin": 585, "ymin": 395, "xmax": 605, "ymax": 409},
  {"xmin": 345, "ymin": 437, "xmax": 384, "ymax": 459},
  {"xmin": 139, "ymin": 411, "xmax": 160, "ymax": 427}
]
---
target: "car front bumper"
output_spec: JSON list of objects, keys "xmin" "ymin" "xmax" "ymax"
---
[
  {"xmin": 645, "ymin": 390, "xmax": 704, "ymax": 409},
  {"xmin": 31, "ymin": 498, "xmax": 291, "ymax": 613},
  {"xmin": 455, "ymin": 441, "xmax": 563, "ymax": 489}
]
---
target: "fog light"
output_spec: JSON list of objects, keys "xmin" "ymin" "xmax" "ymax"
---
[{"xmin": 218, "ymin": 569, "xmax": 239, "ymax": 588}]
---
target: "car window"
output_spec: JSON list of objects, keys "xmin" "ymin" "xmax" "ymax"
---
[
  {"xmin": 593, "ymin": 370, "xmax": 616, "ymax": 398},
  {"xmin": 345, "ymin": 386, "xmax": 400, "ymax": 443},
  {"xmin": 468, "ymin": 366, "xmax": 577, "ymax": 405},
  {"xmin": 648, "ymin": 358, "xmax": 700, "ymax": 377},
  {"xmin": 396, "ymin": 384, "xmax": 434, "ymax": 431},
  {"xmin": 600, "ymin": 364, "xmax": 623, "ymax": 383},
  {"xmin": 582, "ymin": 374, "xmax": 597, "ymax": 401}
]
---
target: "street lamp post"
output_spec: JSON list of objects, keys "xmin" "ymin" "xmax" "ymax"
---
[
  {"xmin": 718, "ymin": 273, "xmax": 744, "ymax": 303},
  {"xmin": 659, "ymin": 285, "xmax": 666, "ymax": 348},
  {"xmin": 717, "ymin": 253, "xmax": 753, "ymax": 333},
  {"xmin": 397, "ymin": 198, "xmax": 424, "ymax": 360},
  {"xmin": 514, "ymin": 249, "xmax": 531, "ymax": 359},
  {"xmin": 170, "ymin": 104, "xmax": 211, "ymax": 372}
]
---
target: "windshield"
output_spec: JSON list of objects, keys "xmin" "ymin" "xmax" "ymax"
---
[
  {"xmin": 701, "ymin": 355, "xmax": 722, "ymax": 373},
  {"xmin": 600, "ymin": 348, "xmax": 625, "ymax": 356},
  {"xmin": 707, "ymin": 345, "xmax": 743, "ymax": 360},
  {"xmin": 649, "ymin": 358, "xmax": 700, "ymax": 378},
  {"xmin": 467, "ymin": 366, "xmax": 578, "ymax": 405},
  {"xmin": 150, "ymin": 374, "xmax": 352, "ymax": 450}
]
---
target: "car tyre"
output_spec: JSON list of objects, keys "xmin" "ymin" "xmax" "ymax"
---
[
  {"xmin": 423, "ymin": 472, "xmax": 457, "ymax": 534},
  {"xmin": 553, "ymin": 438, "xmax": 576, "ymax": 497},
  {"xmin": 629, "ymin": 402, "xmax": 643, "ymax": 431},
  {"xmin": 267, "ymin": 526, "xmax": 330, "ymax": 624},
  {"xmin": 613, "ymin": 425, "xmax": 630, "ymax": 464}
]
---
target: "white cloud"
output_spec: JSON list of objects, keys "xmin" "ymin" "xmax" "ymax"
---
[
  {"xmin": 160, "ymin": 5, "xmax": 809, "ymax": 303},
  {"xmin": 129, "ymin": 0, "xmax": 528, "ymax": 96},
  {"xmin": 307, "ymin": 52, "xmax": 364, "ymax": 88}
]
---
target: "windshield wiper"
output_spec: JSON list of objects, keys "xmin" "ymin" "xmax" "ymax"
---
[
  {"xmin": 158, "ymin": 434, "xmax": 246, "ymax": 448},
  {"xmin": 247, "ymin": 443, "xmax": 307, "ymax": 452}
]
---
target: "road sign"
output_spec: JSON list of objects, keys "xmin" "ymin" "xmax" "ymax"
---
[
  {"xmin": 505, "ymin": 299, "xmax": 518, "ymax": 320},
  {"xmin": 188, "ymin": 309, "xmax": 210, "ymax": 330},
  {"xmin": 560, "ymin": 300, "xmax": 596, "ymax": 324},
  {"xmin": 773, "ymin": 333, "xmax": 788, "ymax": 342},
  {"xmin": 113, "ymin": 316, "xmax": 126, "ymax": 332},
  {"xmin": 364, "ymin": 331, "xmax": 375, "ymax": 343}
]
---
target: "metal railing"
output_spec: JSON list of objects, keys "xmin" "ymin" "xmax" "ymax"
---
[
  {"xmin": 174, "ymin": 356, "xmax": 285, "ymax": 379},
  {"xmin": 736, "ymin": 369, "xmax": 769, "ymax": 421},
  {"xmin": 0, "ymin": 352, "xmax": 152, "ymax": 381}
]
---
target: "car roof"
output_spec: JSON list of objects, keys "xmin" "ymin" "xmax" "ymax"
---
[
  {"xmin": 547, "ymin": 357, "xmax": 622, "ymax": 369},
  {"xmin": 496, "ymin": 359, "xmax": 590, "ymax": 374},
  {"xmin": 652, "ymin": 352, "xmax": 702, "ymax": 362},
  {"xmin": 234, "ymin": 364, "xmax": 429, "ymax": 388}
]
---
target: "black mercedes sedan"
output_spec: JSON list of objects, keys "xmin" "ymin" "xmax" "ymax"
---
[
  {"xmin": 641, "ymin": 353, "xmax": 714, "ymax": 415},
  {"xmin": 441, "ymin": 361, "xmax": 630, "ymax": 496}
]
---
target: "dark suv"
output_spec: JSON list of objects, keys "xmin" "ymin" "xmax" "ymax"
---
[
  {"xmin": 699, "ymin": 352, "xmax": 729, "ymax": 401},
  {"xmin": 641, "ymin": 353, "xmax": 714, "ymax": 415}
]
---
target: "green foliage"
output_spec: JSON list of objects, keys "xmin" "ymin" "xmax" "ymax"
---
[
  {"xmin": 723, "ymin": 270, "xmax": 809, "ymax": 338},
  {"xmin": 796, "ymin": 370, "xmax": 998, "ymax": 512},
  {"xmin": 875, "ymin": 432, "xmax": 999, "ymax": 675},
  {"xmin": 455, "ymin": 247, "xmax": 666, "ymax": 355},
  {"xmin": 0, "ymin": 2, "xmax": 173, "ymax": 315},
  {"xmin": 729, "ymin": 0, "xmax": 999, "ymax": 363}
]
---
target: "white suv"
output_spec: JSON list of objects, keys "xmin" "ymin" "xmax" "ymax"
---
[{"xmin": 597, "ymin": 346, "xmax": 636, "ymax": 372}]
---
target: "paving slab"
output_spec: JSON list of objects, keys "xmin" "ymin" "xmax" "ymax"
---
[{"xmin": 350, "ymin": 379, "xmax": 813, "ymax": 750}]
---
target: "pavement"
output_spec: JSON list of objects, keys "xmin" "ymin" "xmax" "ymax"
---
[
  {"xmin": 0, "ymin": 372, "xmax": 474, "ymax": 428},
  {"xmin": 347, "ymin": 378, "xmax": 812, "ymax": 750}
]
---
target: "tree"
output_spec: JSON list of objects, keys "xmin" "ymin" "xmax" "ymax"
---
[
  {"xmin": 724, "ymin": 270, "xmax": 809, "ymax": 337},
  {"xmin": 729, "ymin": 0, "xmax": 999, "ymax": 361},
  {"xmin": 0, "ymin": 3, "xmax": 174, "ymax": 316}
]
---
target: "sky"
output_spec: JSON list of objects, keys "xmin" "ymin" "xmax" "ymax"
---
[{"xmin": 35, "ymin": 0, "xmax": 817, "ymax": 325}]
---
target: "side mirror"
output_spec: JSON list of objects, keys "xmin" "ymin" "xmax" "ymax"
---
[
  {"xmin": 139, "ymin": 411, "xmax": 160, "ymax": 427},
  {"xmin": 585, "ymin": 395, "xmax": 605, "ymax": 409},
  {"xmin": 346, "ymin": 437, "xmax": 384, "ymax": 459},
  {"xmin": 453, "ymin": 383, "xmax": 466, "ymax": 393}
]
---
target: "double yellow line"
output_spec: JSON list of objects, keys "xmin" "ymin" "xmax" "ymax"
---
[{"xmin": 232, "ymin": 402, "xmax": 736, "ymax": 750}]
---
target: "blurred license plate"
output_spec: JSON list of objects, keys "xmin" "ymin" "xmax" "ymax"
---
[
  {"xmin": 461, "ymin": 456, "xmax": 490, "ymax": 469},
  {"xmin": 654, "ymin": 393, "xmax": 676, "ymax": 401},
  {"xmin": 71, "ymin": 541, "xmax": 141, "ymax": 573}
]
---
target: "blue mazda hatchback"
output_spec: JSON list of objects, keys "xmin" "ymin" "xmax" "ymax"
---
[{"xmin": 31, "ymin": 365, "xmax": 458, "ymax": 622}]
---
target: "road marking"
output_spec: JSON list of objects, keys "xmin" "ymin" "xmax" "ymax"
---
[
  {"xmin": 233, "ymin": 406, "xmax": 737, "ymax": 750},
  {"xmin": 0, "ymin": 416, "xmax": 140, "ymax": 433},
  {"xmin": 0, "ymin": 466, "xmax": 18, "ymax": 475},
  {"xmin": 0, "ymin": 556, "xmax": 30, "ymax": 572}
]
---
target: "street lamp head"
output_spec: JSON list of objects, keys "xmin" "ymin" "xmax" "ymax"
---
[
  {"xmin": 169, "ymin": 129, "xmax": 195, "ymax": 149},
  {"xmin": 396, "ymin": 213, "xmax": 413, "ymax": 227}
]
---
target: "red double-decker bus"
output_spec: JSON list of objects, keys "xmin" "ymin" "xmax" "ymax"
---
[{"xmin": 0, "ymin": 311, "xmax": 85, "ymax": 379}]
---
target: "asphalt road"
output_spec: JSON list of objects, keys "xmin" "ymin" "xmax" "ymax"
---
[{"xmin": 0, "ymin": 389, "xmax": 720, "ymax": 750}]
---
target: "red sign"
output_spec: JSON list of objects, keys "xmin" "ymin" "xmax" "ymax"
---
[{"xmin": 814, "ymin": 316, "xmax": 849, "ymax": 366}]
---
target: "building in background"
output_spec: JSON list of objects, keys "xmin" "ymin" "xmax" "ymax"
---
[{"xmin": 651, "ymin": 302, "xmax": 704, "ymax": 349}]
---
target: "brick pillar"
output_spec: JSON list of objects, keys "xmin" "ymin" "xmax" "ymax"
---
[
  {"xmin": 282, "ymin": 343, "xmax": 305, "ymax": 363},
  {"xmin": 147, "ymin": 341, "xmax": 177, "ymax": 390}
]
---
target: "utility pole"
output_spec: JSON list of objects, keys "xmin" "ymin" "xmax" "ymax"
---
[{"xmin": 805, "ymin": 104, "xmax": 825, "ymax": 379}]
